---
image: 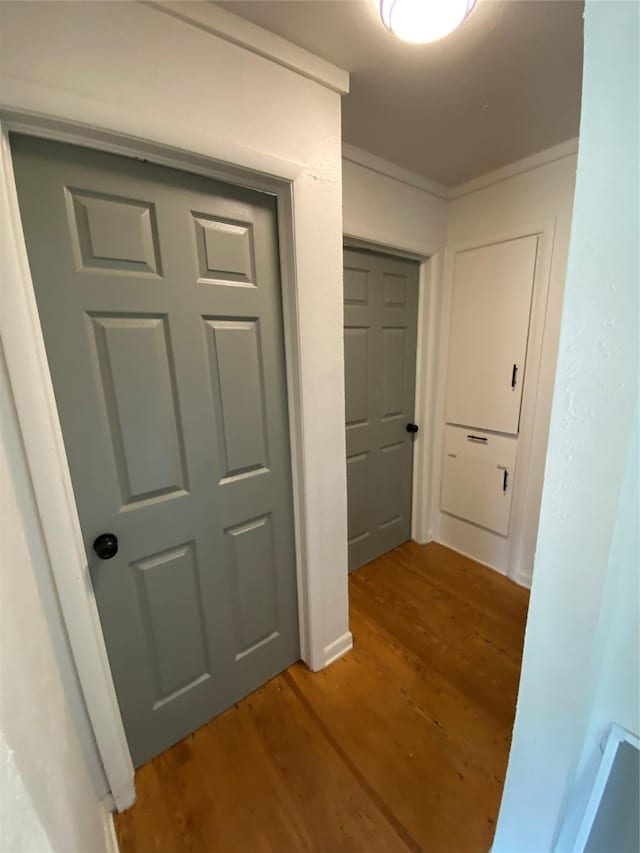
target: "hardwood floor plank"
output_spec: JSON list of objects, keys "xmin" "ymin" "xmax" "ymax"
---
[
  {"xmin": 282, "ymin": 669, "xmax": 422, "ymax": 853},
  {"xmin": 115, "ymin": 542, "xmax": 529, "ymax": 853},
  {"xmin": 347, "ymin": 583, "xmax": 517, "ymax": 730},
  {"xmin": 116, "ymin": 674, "xmax": 411, "ymax": 852}
]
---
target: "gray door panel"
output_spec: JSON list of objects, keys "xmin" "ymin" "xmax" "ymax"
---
[
  {"xmin": 12, "ymin": 134, "xmax": 299, "ymax": 767},
  {"xmin": 343, "ymin": 248, "xmax": 419, "ymax": 571}
]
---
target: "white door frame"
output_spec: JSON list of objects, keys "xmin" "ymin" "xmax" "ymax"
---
[
  {"xmin": 342, "ymin": 232, "xmax": 440, "ymax": 546},
  {"xmin": 1, "ymin": 110, "xmax": 323, "ymax": 809},
  {"xmin": 431, "ymin": 219, "xmax": 557, "ymax": 585}
]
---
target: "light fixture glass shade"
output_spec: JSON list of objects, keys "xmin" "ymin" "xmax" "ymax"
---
[{"xmin": 380, "ymin": 0, "xmax": 477, "ymax": 44}]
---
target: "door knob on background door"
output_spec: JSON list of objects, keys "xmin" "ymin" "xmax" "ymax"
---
[
  {"xmin": 406, "ymin": 423, "xmax": 419, "ymax": 433},
  {"xmin": 93, "ymin": 533, "xmax": 118, "ymax": 560}
]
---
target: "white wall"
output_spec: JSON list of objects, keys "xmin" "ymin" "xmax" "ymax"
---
[
  {"xmin": 556, "ymin": 416, "xmax": 639, "ymax": 849},
  {"xmin": 435, "ymin": 149, "xmax": 578, "ymax": 584},
  {"xmin": 0, "ymin": 351, "xmax": 111, "ymax": 853},
  {"xmin": 493, "ymin": 2, "xmax": 639, "ymax": 849},
  {"xmin": 342, "ymin": 156, "xmax": 448, "ymax": 254}
]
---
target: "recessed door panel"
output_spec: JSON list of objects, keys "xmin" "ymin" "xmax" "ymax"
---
[
  {"xmin": 193, "ymin": 213, "xmax": 256, "ymax": 285},
  {"xmin": 90, "ymin": 314, "xmax": 187, "ymax": 506},
  {"xmin": 67, "ymin": 188, "xmax": 162, "ymax": 275},
  {"xmin": 343, "ymin": 248, "xmax": 419, "ymax": 571},
  {"xmin": 346, "ymin": 450, "xmax": 374, "ymax": 570},
  {"xmin": 344, "ymin": 265, "xmax": 370, "ymax": 305},
  {"xmin": 133, "ymin": 542, "xmax": 210, "ymax": 704},
  {"xmin": 344, "ymin": 327, "xmax": 369, "ymax": 427},
  {"xmin": 12, "ymin": 134, "xmax": 299, "ymax": 767},
  {"xmin": 383, "ymin": 272, "xmax": 408, "ymax": 308},
  {"xmin": 346, "ymin": 452, "xmax": 370, "ymax": 543},
  {"xmin": 378, "ymin": 442, "xmax": 404, "ymax": 527},
  {"xmin": 226, "ymin": 514, "xmax": 279, "ymax": 657},
  {"xmin": 382, "ymin": 327, "xmax": 406, "ymax": 420},
  {"xmin": 205, "ymin": 318, "xmax": 268, "ymax": 480}
]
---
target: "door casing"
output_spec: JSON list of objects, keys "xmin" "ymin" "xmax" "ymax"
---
[{"xmin": 0, "ymin": 110, "xmax": 332, "ymax": 809}]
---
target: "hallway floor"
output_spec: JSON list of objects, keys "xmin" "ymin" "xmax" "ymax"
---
[{"xmin": 115, "ymin": 542, "xmax": 530, "ymax": 853}]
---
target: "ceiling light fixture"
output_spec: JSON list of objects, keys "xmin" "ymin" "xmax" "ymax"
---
[{"xmin": 380, "ymin": 0, "xmax": 477, "ymax": 44}]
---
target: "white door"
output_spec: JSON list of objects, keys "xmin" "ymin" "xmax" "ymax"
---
[{"xmin": 445, "ymin": 236, "xmax": 538, "ymax": 435}]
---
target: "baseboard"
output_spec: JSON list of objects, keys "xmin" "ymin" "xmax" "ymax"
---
[
  {"xmin": 411, "ymin": 529, "xmax": 434, "ymax": 545},
  {"xmin": 437, "ymin": 539, "xmax": 507, "ymax": 577},
  {"xmin": 511, "ymin": 569, "xmax": 533, "ymax": 589},
  {"xmin": 322, "ymin": 631, "xmax": 353, "ymax": 668},
  {"xmin": 438, "ymin": 539, "xmax": 534, "ymax": 589},
  {"xmin": 102, "ymin": 807, "xmax": 120, "ymax": 853}
]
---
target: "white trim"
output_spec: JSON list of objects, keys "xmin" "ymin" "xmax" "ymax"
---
[
  {"xmin": 511, "ymin": 568, "xmax": 533, "ymax": 590},
  {"xmin": 430, "ymin": 220, "xmax": 556, "ymax": 586},
  {"xmin": 436, "ymin": 540, "xmax": 508, "ymax": 577},
  {"xmin": 411, "ymin": 256, "xmax": 440, "ymax": 544},
  {"xmin": 343, "ymin": 227, "xmax": 434, "ymax": 261},
  {"xmin": 1, "ymin": 111, "xmax": 328, "ymax": 806},
  {"xmin": 147, "ymin": 1, "xmax": 349, "ymax": 95},
  {"xmin": 0, "ymin": 94, "xmax": 305, "ymax": 185},
  {"xmin": 450, "ymin": 138, "xmax": 579, "ymax": 199},
  {"xmin": 322, "ymin": 631, "xmax": 354, "ymax": 668},
  {"xmin": 343, "ymin": 235, "xmax": 424, "ymax": 263},
  {"xmin": 505, "ymin": 222, "xmax": 556, "ymax": 585},
  {"xmin": 342, "ymin": 143, "xmax": 449, "ymax": 200},
  {"xmin": 102, "ymin": 807, "xmax": 120, "ymax": 853},
  {"xmin": 572, "ymin": 724, "xmax": 640, "ymax": 853}
]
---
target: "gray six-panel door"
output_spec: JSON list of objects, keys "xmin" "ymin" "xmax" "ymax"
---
[
  {"xmin": 343, "ymin": 248, "xmax": 419, "ymax": 571},
  {"xmin": 12, "ymin": 135, "xmax": 299, "ymax": 767}
]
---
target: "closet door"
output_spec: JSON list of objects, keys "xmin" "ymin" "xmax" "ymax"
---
[
  {"xmin": 343, "ymin": 248, "xmax": 419, "ymax": 571},
  {"xmin": 12, "ymin": 134, "xmax": 300, "ymax": 767},
  {"xmin": 445, "ymin": 236, "xmax": 538, "ymax": 435}
]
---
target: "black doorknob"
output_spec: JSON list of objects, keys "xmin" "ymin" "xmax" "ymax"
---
[
  {"xmin": 93, "ymin": 533, "xmax": 118, "ymax": 560},
  {"xmin": 406, "ymin": 423, "xmax": 419, "ymax": 434}
]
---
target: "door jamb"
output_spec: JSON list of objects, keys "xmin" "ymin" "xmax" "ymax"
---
[
  {"xmin": 343, "ymin": 233, "xmax": 438, "ymax": 546},
  {"xmin": 1, "ymin": 111, "xmax": 317, "ymax": 809}
]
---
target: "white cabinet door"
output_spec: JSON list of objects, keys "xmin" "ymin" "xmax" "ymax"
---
[
  {"xmin": 445, "ymin": 235, "xmax": 538, "ymax": 435},
  {"xmin": 441, "ymin": 425, "xmax": 518, "ymax": 536}
]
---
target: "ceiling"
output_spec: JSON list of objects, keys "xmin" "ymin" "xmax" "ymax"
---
[{"xmin": 215, "ymin": 0, "xmax": 584, "ymax": 187}]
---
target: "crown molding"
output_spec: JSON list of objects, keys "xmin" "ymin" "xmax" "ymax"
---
[
  {"xmin": 144, "ymin": 1, "xmax": 350, "ymax": 95},
  {"xmin": 343, "ymin": 138, "xmax": 579, "ymax": 203},
  {"xmin": 342, "ymin": 143, "xmax": 450, "ymax": 200},
  {"xmin": 449, "ymin": 137, "xmax": 579, "ymax": 199}
]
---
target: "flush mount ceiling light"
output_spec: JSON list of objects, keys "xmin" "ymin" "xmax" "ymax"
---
[{"xmin": 380, "ymin": 0, "xmax": 477, "ymax": 44}]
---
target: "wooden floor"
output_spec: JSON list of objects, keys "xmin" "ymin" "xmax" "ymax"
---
[{"xmin": 115, "ymin": 542, "xmax": 530, "ymax": 853}]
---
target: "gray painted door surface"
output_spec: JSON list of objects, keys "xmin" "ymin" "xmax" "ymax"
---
[
  {"xmin": 12, "ymin": 135, "xmax": 299, "ymax": 767},
  {"xmin": 343, "ymin": 248, "xmax": 419, "ymax": 572}
]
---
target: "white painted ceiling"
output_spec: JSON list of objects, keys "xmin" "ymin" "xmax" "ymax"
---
[{"xmin": 215, "ymin": 0, "xmax": 584, "ymax": 187}]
